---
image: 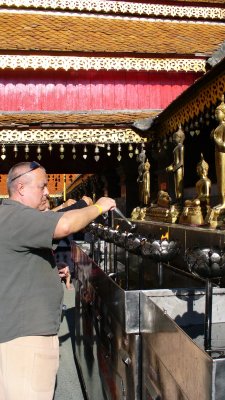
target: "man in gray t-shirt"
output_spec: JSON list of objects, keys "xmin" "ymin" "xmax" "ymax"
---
[{"xmin": 0, "ymin": 161, "xmax": 116, "ymax": 400}]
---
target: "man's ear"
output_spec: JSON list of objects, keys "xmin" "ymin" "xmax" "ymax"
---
[{"xmin": 17, "ymin": 182, "xmax": 25, "ymax": 196}]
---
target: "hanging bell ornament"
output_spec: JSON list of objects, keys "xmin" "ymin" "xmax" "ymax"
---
[
  {"xmin": 117, "ymin": 144, "xmax": 122, "ymax": 161},
  {"xmin": 106, "ymin": 144, "xmax": 111, "ymax": 156},
  {"xmin": 1, "ymin": 144, "xmax": 6, "ymax": 160},
  {"xmin": 13, "ymin": 144, "xmax": 18, "ymax": 158},
  {"xmin": 199, "ymin": 114, "xmax": 204, "ymax": 124},
  {"xmin": 37, "ymin": 145, "xmax": 42, "ymax": 160},
  {"xmin": 48, "ymin": 143, "xmax": 53, "ymax": 153},
  {"xmin": 157, "ymin": 141, "xmax": 162, "ymax": 153},
  {"xmin": 163, "ymin": 138, "xmax": 168, "ymax": 149},
  {"xmin": 128, "ymin": 143, "xmax": 133, "ymax": 158},
  {"xmin": 94, "ymin": 145, "xmax": 100, "ymax": 162},
  {"xmin": 72, "ymin": 145, "xmax": 76, "ymax": 160},
  {"xmin": 60, "ymin": 144, "xmax": 64, "ymax": 159},
  {"xmin": 83, "ymin": 145, "xmax": 87, "ymax": 159},
  {"xmin": 25, "ymin": 144, "xmax": 29, "ymax": 160}
]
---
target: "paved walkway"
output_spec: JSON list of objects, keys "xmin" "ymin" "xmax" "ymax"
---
[{"xmin": 54, "ymin": 285, "xmax": 85, "ymax": 400}]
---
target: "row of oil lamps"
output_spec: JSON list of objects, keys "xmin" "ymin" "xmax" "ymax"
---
[
  {"xmin": 87, "ymin": 222, "xmax": 225, "ymax": 351},
  {"xmin": 87, "ymin": 222, "xmax": 225, "ymax": 280}
]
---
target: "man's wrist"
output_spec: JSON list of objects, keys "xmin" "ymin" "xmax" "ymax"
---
[{"xmin": 93, "ymin": 203, "xmax": 103, "ymax": 215}]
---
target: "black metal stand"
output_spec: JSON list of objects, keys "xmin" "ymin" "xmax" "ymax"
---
[
  {"xmin": 157, "ymin": 261, "xmax": 163, "ymax": 287},
  {"xmin": 204, "ymin": 278, "xmax": 212, "ymax": 351},
  {"xmin": 113, "ymin": 244, "xmax": 118, "ymax": 276},
  {"xmin": 125, "ymin": 249, "xmax": 129, "ymax": 290},
  {"xmin": 138, "ymin": 256, "xmax": 144, "ymax": 289},
  {"xmin": 97, "ymin": 238, "xmax": 101, "ymax": 265},
  {"xmin": 103, "ymin": 241, "xmax": 107, "ymax": 273}
]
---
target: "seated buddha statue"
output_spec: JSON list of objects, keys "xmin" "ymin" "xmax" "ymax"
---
[
  {"xmin": 179, "ymin": 154, "xmax": 211, "ymax": 225},
  {"xmin": 195, "ymin": 154, "xmax": 211, "ymax": 218}
]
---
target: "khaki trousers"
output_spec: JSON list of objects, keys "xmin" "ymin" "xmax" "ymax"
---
[{"xmin": 0, "ymin": 335, "xmax": 59, "ymax": 400}]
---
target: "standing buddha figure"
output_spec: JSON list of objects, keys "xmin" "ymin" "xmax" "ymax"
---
[
  {"xmin": 141, "ymin": 159, "xmax": 151, "ymax": 206},
  {"xmin": 137, "ymin": 148, "xmax": 146, "ymax": 205},
  {"xmin": 166, "ymin": 125, "xmax": 185, "ymax": 204},
  {"xmin": 195, "ymin": 154, "xmax": 211, "ymax": 219},
  {"xmin": 211, "ymin": 95, "xmax": 225, "ymax": 209}
]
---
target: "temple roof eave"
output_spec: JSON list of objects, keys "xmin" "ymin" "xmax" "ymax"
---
[
  {"xmin": 144, "ymin": 54, "xmax": 225, "ymax": 137},
  {"xmin": 0, "ymin": 109, "xmax": 160, "ymax": 129}
]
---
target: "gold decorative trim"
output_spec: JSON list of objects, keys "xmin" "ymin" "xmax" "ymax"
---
[
  {"xmin": 0, "ymin": 0, "xmax": 224, "ymax": 20},
  {"xmin": 0, "ymin": 128, "xmax": 147, "ymax": 144},
  {"xmin": 158, "ymin": 73, "xmax": 225, "ymax": 135},
  {"xmin": 0, "ymin": 55, "xmax": 206, "ymax": 73}
]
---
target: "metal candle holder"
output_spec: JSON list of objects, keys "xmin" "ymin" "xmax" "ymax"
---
[
  {"xmin": 185, "ymin": 246, "xmax": 225, "ymax": 351},
  {"xmin": 141, "ymin": 237, "xmax": 180, "ymax": 287}
]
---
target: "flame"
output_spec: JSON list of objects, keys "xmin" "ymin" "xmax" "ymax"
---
[
  {"xmin": 161, "ymin": 231, "xmax": 169, "ymax": 240},
  {"xmin": 116, "ymin": 224, "xmax": 120, "ymax": 230}
]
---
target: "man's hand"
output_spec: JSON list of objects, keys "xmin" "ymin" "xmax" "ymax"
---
[
  {"xmin": 94, "ymin": 197, "xmax": 116, "ymax": 214},
  {"xmin": 62, "ymin": 199, "xmax": 76, "ymax": 208},
  {"xmin": 57, "ymin": 263, "xmax": 73, "ymax": 290},
  {"xmin": 82, "ymin": 196, "xmax": 93, "ymax": 206}
]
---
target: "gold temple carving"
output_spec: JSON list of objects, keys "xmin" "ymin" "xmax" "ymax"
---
[
  {"xmin": 0, "ymin": 55, "xmax": 206, "ymax": 73},
  {"xmin": 0, "ymin": 0, "xmax": 223, "ymax": 21},
  {"xmin": 0, "ymin": 128, "xmax": 147, "ymax": 144},
  {"xmin": 158, "ymin": 74, "xmax": 225, "ymax": 135}
]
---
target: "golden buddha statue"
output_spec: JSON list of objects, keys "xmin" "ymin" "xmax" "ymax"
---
[
  {"xmin": 179, "ymin": 154, "xmax": 210, "ymax": 226},
  {"xmin": 131, "ymin": 151, "xmax": 150, "ymax": 220},
  {"xmin": 156, "ymin": 190, "xmax": 171, "ymax": 208},
  {"xmin": 195, "ymin": 154, "xmax": 211, "ymax": 202},
  {"xmin": 146, "ymin": 189, "xmax": 180, "ymax": 223},
  {"xmin": 141, "ymin": 159, "xmax": 151, "ymax": 206},
  {"xmin": 166, "ymin": 125, "xmax": 185, "ymax": 204},
  {"xmin": 195, "ymin": 154, "xmax": 211, "ymax": 218},
  {"xmin": 131, "ymin": 206, "xmax": 141, "ymax": 220},
  {"xmin": 211, "ymin": 95, "xmax": 225, "ymax": 210},
  {"xmin": 137, "ymin": 148, "xmax": 146, "ymax": 205}
]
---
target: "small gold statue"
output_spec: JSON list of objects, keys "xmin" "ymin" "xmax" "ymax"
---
[
  {"xmin": 131, "ymin": 207, "xmax": 141, "ymax": 220},
  {"xmin": 130, "ymin": 206, "xmax": 146, "ymax": 220},
  {"xmin": 166, "ymin": 125, "xmax": 185, "ymax": 204},
  {"xmin": 146, "ymin": 190, "xmax": 180, "ymax": 223},
  {"xmin": 156, "ymin": 190, "xmax": 171, "ymax": 208},
  {"xmin": 139, "ymin": 207, "xmax": 147, "ymax": 220}
]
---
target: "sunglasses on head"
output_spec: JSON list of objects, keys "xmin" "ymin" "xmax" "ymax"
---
[{"xmin": 10, "ymin": 161, "xmax": 41, "ymax": 182}]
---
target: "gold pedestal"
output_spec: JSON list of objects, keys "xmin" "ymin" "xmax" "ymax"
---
[
  {"xmin": 145, "ymin": 204, "xmax": 181, "ymax": 224},
  {"xmin": 179, "ymin": 205, "xmax": 204, "ymax": 226}
]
